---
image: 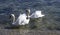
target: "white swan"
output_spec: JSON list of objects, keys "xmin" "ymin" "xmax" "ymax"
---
[
  {"xmin": 10, "ymin": 9, "xmax": 45, "ymax": 26},
  {"xmin": 30, "ymin": 10, "xmax": 45, "ymax": 18},
  {"xmin": 11, "ymin": 9, "xmax": 30, "ymax": 25}
]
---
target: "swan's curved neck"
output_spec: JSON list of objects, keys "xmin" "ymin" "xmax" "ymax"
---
[
  {"xmin": 26, "ymin": 13, "xmax": 30, "ymax": 19},
  {"xmin": 11, "ymin": 14, "xmax": 15, "ymax": 23},
  {"xmin": 26, "ymin": 9, "xmax": 30, "ymax": 19},
  {"xmin": 26, "ymin": 11, "xmax": 30, "ymax": 19},
  {"xmin": 13, "ymin": 16, "xmax": 15, "ymax": 23}
]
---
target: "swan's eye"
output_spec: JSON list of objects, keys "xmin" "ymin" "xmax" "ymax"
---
[
  {"xmin": 26, "ymin": 17, "xmax": 28, "ymax": 19},
  {"xmin": 9, "ymin": 15, "xmax": 12, "ymax": 19}
]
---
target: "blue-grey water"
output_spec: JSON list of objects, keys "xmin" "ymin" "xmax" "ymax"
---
[{"xmin": 0, "ymin": 0, "xmax": 60, "ymax": 30}]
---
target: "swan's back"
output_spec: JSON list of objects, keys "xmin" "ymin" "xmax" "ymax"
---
[{"xmin": 30, "ymin": 11, "xmax": 45, "ymax": 18}]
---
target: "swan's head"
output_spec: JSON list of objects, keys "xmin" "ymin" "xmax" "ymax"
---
[
  {"xmin": 26, "ymin": 9, "xmax": 30, "ymax": 19},
  {"xmin": 26, "ymin": 9, "xmax": 30, "ymax": 14},
  {"xmin": 11, "ymin": 14, "xmax": 15, "ymax": 17},
  {"xmin": 10, "ymin": 14, "xmax": 15, "ymax": 23},
  {"xmin": 26, "ymin": 9, "xmax": 30, "ymax": 16}
]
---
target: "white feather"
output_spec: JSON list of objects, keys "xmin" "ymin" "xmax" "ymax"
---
[{"xmin": 30, "ymin": 10, "xmax": 45, "ymax": 18}]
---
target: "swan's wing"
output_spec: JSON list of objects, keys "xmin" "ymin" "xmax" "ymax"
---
[
  {"xmin": 24, "ymin": 18, "xmax": 30, "ymax": 24},
  {"xmin": 30, "ymin": 11, "xmax": 45, "ymax": 18},
  {"xmin": 13, "ymin": 13, "xmax": 29, "ymax": 25}
]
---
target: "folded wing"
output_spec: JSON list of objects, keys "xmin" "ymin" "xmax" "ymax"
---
[{"xmin": 30, "ymin": 10, "xmax": 45, "ymax": 18}]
